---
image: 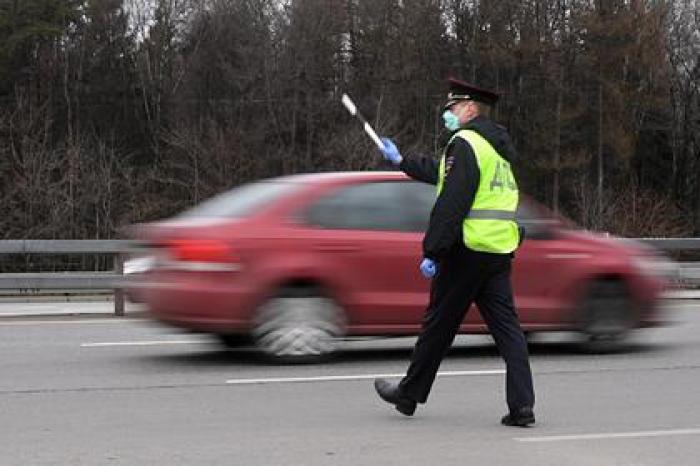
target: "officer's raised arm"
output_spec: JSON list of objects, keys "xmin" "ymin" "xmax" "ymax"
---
[
  {"xmin": 379, "ymin": 137, "xmax": 439, "ymax": 185},
  {"xmin": 399, "ymin": 155, "xmax": 439, "ymax": 185}
]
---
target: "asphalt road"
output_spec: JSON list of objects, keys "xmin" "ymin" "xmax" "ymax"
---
[{"xmin": 1, "ymin": 300, "xmax": 700, "ymax": 465}]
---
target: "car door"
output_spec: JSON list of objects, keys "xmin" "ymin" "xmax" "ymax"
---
[
  {"xmin": 302, "ymin": 180, "xmax": 432, "ymax": 331},
  {"xmin": 510, "ymin": 200, "xmax": 568, "ymax": 325}
]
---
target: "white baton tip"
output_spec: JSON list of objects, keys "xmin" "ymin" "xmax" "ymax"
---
[{"xmin": 341, "ymin": 93, "xmax": 357, "ymax": 115}]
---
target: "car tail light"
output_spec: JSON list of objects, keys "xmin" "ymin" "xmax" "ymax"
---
[
  {"xmin": 149, "ymin": 239, "xmax": 242, "ymax": 272},
  {"xmin": 168, "ymin": 239, "xmax": 235, "ymax": 263}
]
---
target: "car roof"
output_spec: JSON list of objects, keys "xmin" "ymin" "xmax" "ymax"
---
[{"xmin": 271, "ymin": 170, "xmax": 409, "ymax": 185}]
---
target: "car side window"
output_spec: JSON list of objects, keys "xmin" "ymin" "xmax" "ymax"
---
[
  {"xmin": 395, "ymin": 181, "xmax": 435, "ymax": 232},
  {"xmin": 305, "ymin": 181, "xmax": 433, "ymax": 232}
]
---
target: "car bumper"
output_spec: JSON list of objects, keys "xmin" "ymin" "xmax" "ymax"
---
[{"xmin": 135, "ymin": 272, "xmax": 257, "ymax": 332}]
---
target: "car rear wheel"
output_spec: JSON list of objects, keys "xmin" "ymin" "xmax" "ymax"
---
[
  {"xmin": 252, "ymin": 288, "xmax": 345, "ymax": 363},
  {"xmin": 578, "ymin": 280, "xmax": 636, "ymax": 353}
]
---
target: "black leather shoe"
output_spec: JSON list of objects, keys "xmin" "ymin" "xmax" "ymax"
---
[
  {"xmin": 501, "ymin": 407, "xmax": 535, "ymax": 427},
  {"xmin": 374, "ymin": 378, "xmax": 417, "ymax": 416}
]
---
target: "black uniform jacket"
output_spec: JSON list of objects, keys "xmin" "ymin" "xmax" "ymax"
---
[{"xmin": 399, "ymin": 115, "xmax": 519, "ymax": 262}]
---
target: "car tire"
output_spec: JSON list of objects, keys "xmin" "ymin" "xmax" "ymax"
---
[
  {"xmin": 578, "ymin": 280, "xmax": 636, "ymax": 353},
  {"xmin": 251, "ymin": 288, "xmax": 346, "ymax": 363}
]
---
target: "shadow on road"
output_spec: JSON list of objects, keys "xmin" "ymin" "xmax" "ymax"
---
[{"xmin": 132, "ymin": 337, "xmax": 675, "ymax": 369}]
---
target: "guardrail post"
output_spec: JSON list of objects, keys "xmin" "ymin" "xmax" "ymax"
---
[{"xmin": 114, "ymin": 254, "xmax": 125, "ymax": 316}]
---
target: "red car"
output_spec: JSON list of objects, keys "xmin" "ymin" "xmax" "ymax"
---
[{"xmin": 129, "ymin": 171, "xmax": 671, "ymax": 361}]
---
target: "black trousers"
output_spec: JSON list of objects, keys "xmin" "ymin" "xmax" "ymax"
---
[{"xmin": 398, "ymin": 245, "xmax": 535, "ymax": 413}]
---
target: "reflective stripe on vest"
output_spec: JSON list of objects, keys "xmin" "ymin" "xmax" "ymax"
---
[
  {"xmin": 467, "ymin": 209, "xmax": 516, "ymax": 220},
  {"xmin": 437, "ymin": 129, "xmax": 519, "ymax": 254}
]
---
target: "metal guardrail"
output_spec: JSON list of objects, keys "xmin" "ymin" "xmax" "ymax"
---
[
  {"xmin": 635, "ymin": 238, "xmax": 700, "ymax": 250},
  {"xmin": 633, "ymin": 239, "xmax": 700, "ymax": 285},
  {"xmin": 0, "ymin": 240, "xmax": 134, "ymax": 316},
  {"xmin": 678, "ymin": 263, "xmax": 700, "ymax": 281},
  {"xmin": 0, "ymin": 237, "xmax": 699, "ymax": 317},
  {"xmin": 0, "ymin": 239, "xmax": 131, "ymax": 254}
]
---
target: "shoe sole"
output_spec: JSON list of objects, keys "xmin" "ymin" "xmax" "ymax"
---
[
  {"xmin": 501, "ymin": 416, "xmax": 535, "ymax": 427},
  {"xmin": 395, "ymin": 401, "xmax": 416, "ymax": 416}
]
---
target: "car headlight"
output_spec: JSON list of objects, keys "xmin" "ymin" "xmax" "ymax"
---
[{"xmin": 631, "ymin": 254, "xmax": 678, "ymax": 280}]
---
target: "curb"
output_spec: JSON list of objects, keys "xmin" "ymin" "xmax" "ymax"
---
[{"xmin": 0, "ymin": 311, "xmax": 148, "ymax": 321}]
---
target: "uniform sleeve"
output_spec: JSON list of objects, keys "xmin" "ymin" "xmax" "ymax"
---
[
  {"xmin": 398, "ymin": 156, "xmax": 439, "ymax": 185},
  {"xmin": 422, "ymin": 138, "xmax": 480, "ymax": 261}
]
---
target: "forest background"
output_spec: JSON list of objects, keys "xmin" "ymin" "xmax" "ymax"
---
[{"xmin": 1, "ymin": 0, "xmax": 699, "ymax": 241}]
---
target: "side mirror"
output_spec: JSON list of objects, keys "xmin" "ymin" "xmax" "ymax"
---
[{"xmin": 520, "ymin": 221, "xmax": 556, "ymax": 241}]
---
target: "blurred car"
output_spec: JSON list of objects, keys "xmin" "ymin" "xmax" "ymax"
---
[{"xmin": 127, "ymin": 171, "xmax": 672, "ymax": 361}]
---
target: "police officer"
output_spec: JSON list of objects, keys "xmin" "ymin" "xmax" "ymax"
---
[{"xmin": 373, "ymin": 78, "xmax": 536, "ymax": 427}]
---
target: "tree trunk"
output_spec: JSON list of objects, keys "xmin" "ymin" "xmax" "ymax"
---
[
  {"xmin": 597, "ymin": 79, "xmax": 604, "ymax": 226},
  {"xmin": 553, "ymin": 67, "xmax": 563, "ymax": 214}
]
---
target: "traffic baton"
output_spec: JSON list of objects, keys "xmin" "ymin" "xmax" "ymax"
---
[{"xmin": 341, "ymin": 93, "xmax": 384, "ymax": 150}]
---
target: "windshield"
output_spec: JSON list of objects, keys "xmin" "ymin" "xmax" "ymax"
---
[{"xmin": 176, "ymin": 181, "xmax": 300, "ymax": 219}]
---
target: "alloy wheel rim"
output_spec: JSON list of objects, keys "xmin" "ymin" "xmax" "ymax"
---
[{"xmin": 253, "ymin": 296, "xmax": 344, "ymax": 358}]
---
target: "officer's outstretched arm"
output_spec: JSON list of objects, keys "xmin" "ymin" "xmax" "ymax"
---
[
  {"xmin": 399, "ymin": 156, "xmax": 439, "ymax": 185},
  {"xmin": 378, "ymin": 136, "xmax": 439, "ymax": 185}
]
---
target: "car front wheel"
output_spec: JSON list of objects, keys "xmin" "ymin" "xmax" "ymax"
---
[{"xmin": 578, "ymin": 280, "xmax": 637, "ymax": 353}]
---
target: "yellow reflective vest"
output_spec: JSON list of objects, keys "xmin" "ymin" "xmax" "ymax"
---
[{"xmin": 437, "ymin": 129, "xmax": 520, "ymax": 254}]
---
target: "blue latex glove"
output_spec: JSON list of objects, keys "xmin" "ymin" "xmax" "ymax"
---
[
  {"xmin": 379, "ymin": 137, "xmax": 403, "ymax": 165},
  {"xmin": 419, "ymin": 257, "xmax": 437, "ymax": 279}
]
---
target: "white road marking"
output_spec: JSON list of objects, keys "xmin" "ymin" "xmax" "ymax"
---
[
  {"xmin": 515, "ymin": 428, "xmax": 700, "ymax": 443},
  {"xmin": 81, "ymin": 340, "xmax": 203, "ymax": 347},
  {"xmin": 226, "ymin": 369, "xmax": 505, "ymax": 385}
]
